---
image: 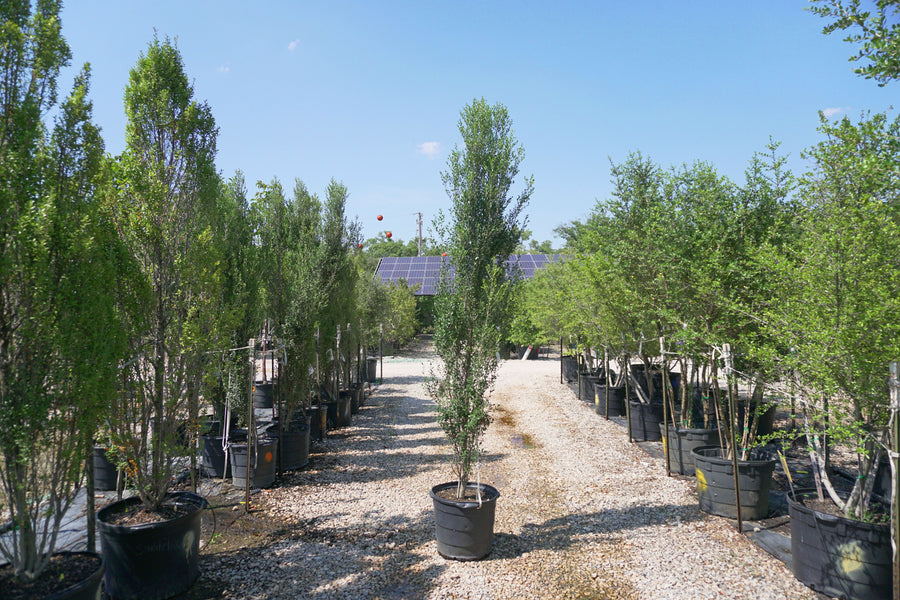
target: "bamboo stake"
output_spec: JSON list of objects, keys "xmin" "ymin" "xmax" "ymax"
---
[
  {"xmin": 188, "ymin": 377, "xmax": 197, "ymax": 494},
  {"xmin": 85, "ymin": 439, "xmax": 95, "ymax": 553},
  {"xmin": 661, "ymin": 336, "xmax": 671, "ymax": 476},
  {"xmin": 625, "ymin": 353, "xmax": 633, "ymax": 442},
  {"xmin": 245, "ymin": 338, "xmax": 254, "ymax": 513},
  {"xmin": 577, "ymin": 351, "xmax": 583, "ymax": 400},
  {"xmin": 335, "ymin": 325, "xmax": 341, "ymax": 402},
  {"xmin": 277, "ymin": 357, "xmax": 283, "ymax": 480},
  {"xmin": 724, "ymin": 343, "xmax": 743, "ymax": 533},
  {"xmin": 559, "ymin": 337, "xmax": 563, "ymax": 385},
  {"xmin": 604, "ymin": 346, "xmax": 610, "ymax": 420},
  {"xmin": 316, "ymin": 328, "xmax": 324, "ymax": 438},
  {"xmin": 889, "ymin": 361, "xmax": 899, "ymax": 600}
]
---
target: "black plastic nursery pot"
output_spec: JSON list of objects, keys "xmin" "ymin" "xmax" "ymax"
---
[
  {"xmin": 873, "ymin": 454, "xmax": 891, "ymax": 505},
  {"xmin": 430, "ymin": 482, "xmax": 499, "ymax": 561},
  {"xmin": 365, "ymin": 356, "xmax": 378, "ymax": 383},
  {"xmin": 630, "ymin": 365, "xmax": 681, "ymax": 404},
  {"xmin": 594, "ymin": 385, "xmax": 626, "ymax": 417},
  {"xmin": 97, "ymin": 491, "xmax": 206, "ymax": 600},
  {"xmin": 199, "ymin": 428, "xmax": 247, "ymax": 478},
  {"xmin": 660, "ymin": 424, "xmax": 720, "ymax": 476},
  {"xmin": 629, "ymin": 364, "xmax": 663, "ymax": 402},
  {"xmin": 92, "ymin": 446, "xmax": 119, "ymax": 491},
  {"xmin": 337, "ymin": 391, "xmax": 353, "ymax": 427},
  {"xmin": 787, "ymin": 488, "xmax": 891, "ymax": 600},
  {"xmin": 251, "ymin": 382, "xmax": 274, "ymax": 409},
  {"xmin": 308, "ymin": 405, "xmax": 325, "ymax": 441},
  {"xmin": 199, "ymin": 434, "xmax": 225, "ymax": 478},
  {"xmin": 325, "ymin": 393, "xmax": 353, "ymax": 429},
  {"xmin": 2, "ymin": 550, "xmax": 105, "ymax": 600},
  {"xmin": 691, "ymin": 446, "xmax": 775, "ymax": 520},
  {"xmin": 561, "ymin": 355, "xmax": 578, "ymax": 383},
  {"xmin": 325, "ymin": 400, "xmax": 339, "ymax": 429},
  {"xmin": 516, "ymin": 344, "xmax": 539, "ymax": 359},
  {"xmin": 349, "ymin": 383, "xmax": 364, "ymax": 414},
  {"xmin": 628, "ymin": 400, "xmax": 663, "ymax": 441},
  {"xmin": 49, "ymin": 551, "xmax": 105, "ymax": 600},
  {"xmin": 267, "ymin": 421, "xmax": 310, "ymax": 471},
  {"xmin": 581, "ymin": 374, "xmax": 603, "ymax": 403},
  {"xmin": 229, "ymin": 437, "xmax": 278, "ymax": 489}
]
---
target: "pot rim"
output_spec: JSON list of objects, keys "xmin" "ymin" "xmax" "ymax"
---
[
  {"xmin": 787, "ymin": 487, "xmax": 890, "ymax": 532},
  {"xmin": 690, "ymin": 445, "xmax": 776, "ymax": 466},
  {"xmin": 662, "ymin": 423, "xmax": 721, "ymax": 435},
  {"xmin": 36, "ymin": 550, "xmax": 105, "ymax": 600},
  {"xmin": 430, "ymin": 481, "xmax": 499, "ymax": 508},
  {"xmin": 97, "ymin": 491, "xmax": 207, "ymax": 531}
]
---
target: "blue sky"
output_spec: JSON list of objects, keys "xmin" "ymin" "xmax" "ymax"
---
[{"xmin": 60, "ymin": 1, "xmax": 895, "ymax": 247}]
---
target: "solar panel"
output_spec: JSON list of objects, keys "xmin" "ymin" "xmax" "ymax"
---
[{"xmin": 374, "ymin": 254, "xmax": 561, "ymax": 296}]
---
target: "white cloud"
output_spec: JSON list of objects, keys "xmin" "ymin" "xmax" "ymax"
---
[
  {"xmin": 822, "ymin": 107, "xmax": 848, "ymax": 118},
  {"xmin": 288, "ymin": 38, "xmax": 301, "ymax": 51},
  {"xmin": 218, "ymin": 63, "xmax": 230, "ymax": 74},
  {"xmin": 417, "ymin": 141, "xmax": 440, "ymax": 159}
]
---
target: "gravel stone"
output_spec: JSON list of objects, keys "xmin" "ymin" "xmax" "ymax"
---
[{"xmin": 189, "ymin": 339, "xmax": 821, "ymax": 600}]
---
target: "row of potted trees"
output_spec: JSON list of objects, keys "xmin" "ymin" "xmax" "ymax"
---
[
  {"xmin": 0, "ymin": 7, "xmax": 404, "ymax": 598},
  {"xmin": 523, "ymin": 118, "xmax": 898, "ymax": 598},
  {"xmin": 564, "ymin": 349, "xmax": 893, "ymax": 600}
]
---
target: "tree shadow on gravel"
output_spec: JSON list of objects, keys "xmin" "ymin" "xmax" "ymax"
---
[
  {"xmin": 283, "ymin": 447, "xmax": 506, "ymax": 488},
  {"xmin": 485, "ymin": 502, "xmax": 704, "ymax": 562},
  {"xmin": 373, "ymin": 377, "xmax": 429, "ymax": 395},
  {"xmin": 177, "ymin": 509, "xmax": 446, "ymax": 600},
  {"xmin": 291, "ymin": 394, "xmax": 506, "ymax": 487}
]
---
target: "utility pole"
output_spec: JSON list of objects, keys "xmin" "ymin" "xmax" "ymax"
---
[{"xmin": 415, "ymin": 212, "xmax": 423, "ymax": 256}]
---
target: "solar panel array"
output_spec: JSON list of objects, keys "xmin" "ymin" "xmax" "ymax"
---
[
  {"xmin": 505, "ymin": 254, "xmax": 563, "ymax": 280},
  {"xmin": 374, "ymin": 254, "xmax": 562, "ymax": 296}
]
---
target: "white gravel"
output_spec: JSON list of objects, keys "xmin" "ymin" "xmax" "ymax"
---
[{"xmin": 200, "ymin": 339, "xmax": 822, "ymax": 599}]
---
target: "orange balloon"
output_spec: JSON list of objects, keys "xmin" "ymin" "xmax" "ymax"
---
[
  {"xmin": 441, "ymin": 252, "xmax": 448, "ymax": 257},
  {"xmin": 357, "ymin": 243, "xmax": 363, "ymax": 249},
  {"xmin": 377, "ymin": 215, "xmax": 383, "ymax": 221},
  {"xmin": 386, "ymin": 231, "xmax": 392, "ymax": 239}
]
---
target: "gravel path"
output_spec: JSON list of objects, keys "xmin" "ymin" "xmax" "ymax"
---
[{"xmin": 193, "ymin": 339, "xmax": 821, "ymax": 600}]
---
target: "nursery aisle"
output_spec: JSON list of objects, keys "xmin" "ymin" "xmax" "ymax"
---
[{"xmin": 184, "ymin": 337, "xmax": 818, "ymax": 600}]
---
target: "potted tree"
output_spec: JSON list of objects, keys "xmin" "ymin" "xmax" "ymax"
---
[
  {"xmin": 97, "ymin": 37, "xmax": 222, "ymax": 600},
  {"xmin": 276, "ymin": 179, "xmax": 327, "ymax": 469},
  {"xmin": 770, "ymin": 112, "xmax": 898, "ymax": 600},
  {"xmin": 198, "ymin": 172, "xmax": 259, "ymax": 479},
  {"xmin": 427, "ymin": 98, "xmax": 532, "ymax": 560},
  {"xmin": 0, "ymin": 6, "xmax": 136, "ymax": 597},
  {"xmin": 690, "ymin": 346, "xmax": 778, "ymax": 521}
]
